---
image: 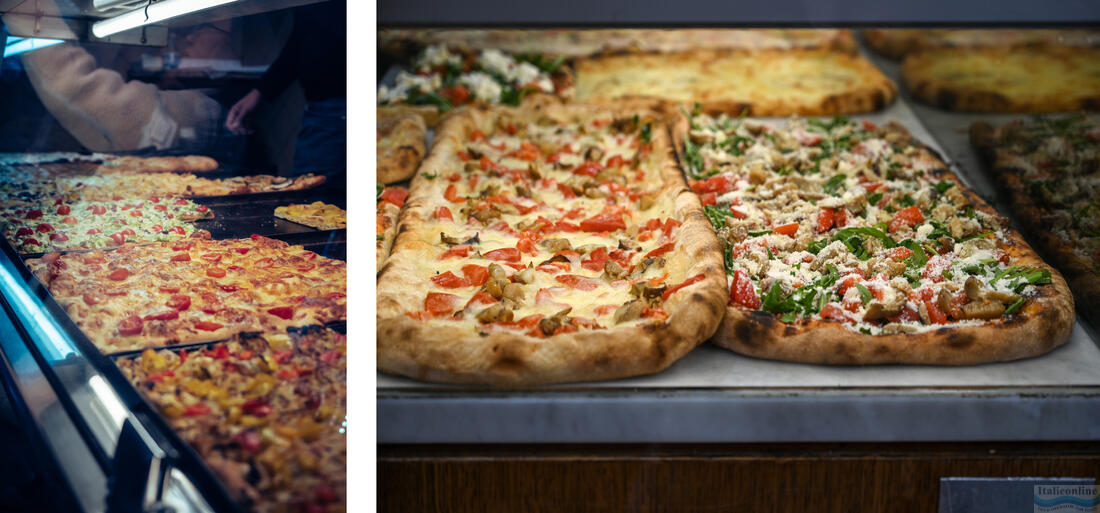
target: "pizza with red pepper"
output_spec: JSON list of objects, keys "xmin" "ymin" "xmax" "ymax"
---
[
  {"xmin": 25, "ymin": 235, "xmax": 346, "ymax": 352},
  {"xmin": 1, "ymin": 196, "xmax": 212, "ymax": 253},
  {"xmin": 674, "ymin": 109, "xmax": 1074, "ymax": 364},
  {"xmin": 376, "ymin": 104, "xmax": 727, "ymax": 385},
  {"xmin": 116, "ymin": 328, "xmax": 345, "ymax": 513}
]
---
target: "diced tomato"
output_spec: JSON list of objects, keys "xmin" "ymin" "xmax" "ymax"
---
[
  {"xmin": 461, "ymin": 265, "xmax": 489, "ymax": 286},
  {"xmin": 296, "ymin": 263, "xmax": 315, "ymax": 272},
  {"xmin": 380, "ymin": 187, "xmax": 409, "ymax": 208},
  {"xmin": 150, "ymin": 224, "xmax": 163, "ymax": 232},
  {"xmin": 509, "ymin": 141, "xmax": 540, "ymax": 161},
  {"xmin": 516, "ymin": 238, "xmax": 537, "ymax": 255},
  {"xmin": 431, "ymin": 271, "xmax": 471, "ymax": 288},
  {"xmin": 444, "ymin": 184, "xmax": 462, "ymax": 203},
  {"xmin": 49, "ymin": 232, "xmax": 69, "ymax": 242},
  {"xmin": 886, "ymin": 247, "xmax": 914, "ymax": 262},
  {"xmin": 56, "ymin": 205, "xmax": 70, "ymax": 215},
  {"xmin": 267, "ymin": 306, "xmax": 294, "ymax": 320},
  {"xmin": 730, "ymin": 207, "xmax": 748, "ymax": 219},
  {"xmin": 820, "ymin": 304, "xmax": 851, "ymax": 322},
  {"xmin": 434, "ymin": 206, "xmax": 453, "ymax": 221},
  {"xmin": 14, "ymin": 227, "xmax": 32, "ymax": 237},
  {"xmin": 24, "ymin": 209, "xmax": 43, "ymax": 219},
  {"xmin": 82, "ymin": 292, "xmax": 102, "ymax": 306},
  {"xmin": 700, "ymin": 192, "xmax": 717, "ymax": 206},
  {"xmin": 220, "ymin": 284, "xmax": 240, "ymax": 292},
  {"xmin": 170, "ymin": 253, "xmax": 191, "ymax": 262},
  {"xmin": 579, "ymin": 215, "xmax": 626, "ymax": 233},
  {"xmin": 20, "ymin": 238, "xmax": 39, "ymax": 247},
  {"xmin": 439, "ymin": 245, "xmax": 471, "ymax": 259},
  {"xmin": 887, "ymin": 304, "xmax": 921, "ymax": 324},
  {"xmin": 556, "ymin": 183, "xmax": 577, "ymax": 199},
  {"xmin": 816, "ymin": 208, "xmax": 835, "ymax": 233},
  {"xmin": 90, "ymin": 205, "xmax": 107, "ymax": 215},
  {"xmin": 862, "ymin": 120, "xmax": 877, "ymax": 131},
  {"xmin": 154, "ymin": 204, "xmax": 168, "ymax": 212},
  {"xmin": 691, "ymin": 175, "xmax": 737, "ymax": 195},
  {"xmin": 645, "ymin": 243, "xmax": 675, "ymax": 259},
  {"xmin": 143, "ymin": 310, "xmax": 179, "ymax": 321},
  {"xmin": 206, "ymin": 267, "xmax": 226, "ymax": 278},
  {"xmin": 924, "ymin": 299, "xmax": 948, "ymax": 324},
  {"xmin": 464, "ymin": 291, "xmax": 497, "ymax": 308},
  {"xmin": 36, "ymin": 223, "xmax": 53, "ymax": 233},
  {"xmin": 184, "ymin": 404, "xmax": 211, "ymax": 417},
  {"xmin": 888, "ymin": 206, "xmax": 924, "ymax": 233},
  {"xmin": 662, "ymin": 274, "xmax": 705, "ymax": 301},
  {"xmin": 439, "ymin": 84, "xmax": 471, "ymax": 105},
  {"xmin": 109, "ymin": 233, "xmax": 126, "ymax": 245},
  {"xmin": 605, "ymin": 155, "xmax": 627, "ymax": 168},
  {"xmin": 200, "ymin": 253, "xmax": 222, "ymax": 263},
  {"xmin": 194, "ymin": 321, "xmax": 223, "ymax": 331},
  {"xmin": 167, "ymin": 295, "xmax": 191, "ymax": 310},
  {"xmin": 118, "ymin": 315, "xmax": 143, "ymax": 336},
  {"xmin": 555, "ymin": 275, "xmax": 601, "ymax": 291},
  {"xmin": 470, "ymin": 129, "xmax": 487, "ymax": 142},
  {"xmin": 108, "ymin": 268, "xmax": 130, "ymax": 281},
  {"xmin": 424, "ymin": 292, "xmax": 460, "ymax": 315},
  {"xmin": 835, "ymin": 208, "xmax": 850, "ymax": 228},
  {"xmin": 729, "ymin": 270, "xmax": 760, "ymax": 309},
  {"xmin": 572, "ymin": 161, "xmax": 602, "ymax": 177},
  {"xmin": 120, "ymin": 228, "xmax": 135, "ymax": 236},
  {"xmin": 129, "ymin": 210, "xmax": 143, "ymax": 217},
  {"xmin": 842, "ymin": 294, "xmax": 862, "ymax": 312},
  {"xmin": 774, "ymin": 223, "xmax": 799, "ymax": 237},
  {"xmin": 483, "ymin": 248, "xmax": 521, "ymax": 262},
  {"xmin": 862, "ymin": 182, "xmax": 884, "ymax": 193}
]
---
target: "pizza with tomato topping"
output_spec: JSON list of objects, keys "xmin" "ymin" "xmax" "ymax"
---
[
  {"xmin": 377, "ymin": 45, "xmax": 574, "ymax": 126},
  {"xmin": 674, "ymin": 109, "xmax": 1074, "ymax": 364},
  {"xmin": 0, "ymin": 153, "xmax": 218, "ymax": 175},
  {"xmin": 48, "ymin": 172, "xmax": 326, "ymax": 202},
  {"xmin": 377, "ymin": 107, "xmax": 427, "ymax": 184},
  {"xmin": 377, "ymin": 186, "xmax": 408, "ymax": 269},
  {"xmin": 971, "ymin": 115, "xmax": 1100, "ymax": 327},
  {"xmin": 376, "ymin": 104, "xmax": 727, "ymax": 385},
  {"xmin": 117, "ymin": 328, "xmax": 345, "ymax": 513},
  {"xmin": 25, "ymin": 235, "xmax": 346, "ymax": 352},
  {"xmin": 1, "ymin": 197, "xmax": 212, "ymax": 253},
  {"xmin": 863, "ymin": 29, "xmax": 1100, "ymax": 60},
  {"xmin": 574, "ymin": 49, "xmax": 896, "ymax": 117},
  {"xmin": 275, "ymin": 201, "xmax": 346, "ymax": 231}
]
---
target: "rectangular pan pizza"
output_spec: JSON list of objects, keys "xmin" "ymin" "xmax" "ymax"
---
[
  {"xmin": 672, "ymin": 109, "xmax": 1075, "ymax": 365},
  {"xmin": 376, "ymin": 104, "xmax": 728, "ymax": 385}
]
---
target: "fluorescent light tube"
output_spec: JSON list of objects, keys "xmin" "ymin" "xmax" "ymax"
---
[
  {"xmin": 3, "ymin": 36, "xmax": 64, "ymax": 57},
  {"xmin": 91, "ymin": 0, "xmax": 240, "ymax": 38}
]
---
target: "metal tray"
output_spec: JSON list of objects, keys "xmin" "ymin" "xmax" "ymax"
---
[{"xmin": 376, "ymin": 55, "xmax": 1100, "ymax": 445}]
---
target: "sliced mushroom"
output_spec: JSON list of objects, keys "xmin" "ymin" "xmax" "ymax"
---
[
  {"xmin": 478, "ymin": 183, "xmax": 500, "ymax": 199},
  {"xmin": 862, "ymin": 301, "xmax": 903, "ymax": 322},
  {"xmin": 538, "ymin": 307, "xmax": 572, "ymax": 335},
  {"xmin": 630, "ymin": 282, "xmax": 667, "ymax": 307},
  {"xmin": 515, "ymin": 185, "xmax": 533, "ymax": 198},
  {"xmin": 603, "ymin": 260, "xmax": 627, "ymax": 280},
  {"xmin": 638, "ymin": 195, "xmax": 656, "ymax": 211},
  {"xmin": 466, "ymin": 147, "xmax": 484, "ymax": 159},
  {"xmin": 613, "ymin": 300, "xmax": 646, "ymax": 324},
  {"xmin": 470, "ymin": 206, "xmax": 501, "ymax": 224},
  {"xmin": 964, "ymin": 276, "xmax": 984, "ymax": 301},
  {"xmin": 462, "ymin": 233, "xmax": 481, "ymax": 246},
  {"xmin": 538, "ymin": 254, "xmax": 572, "ymax": 267},
  {"xmin": 526, "ymin": 163, "xmax": 542, "ymax": 180},
  {"xmin": 440, "ymin": 233, "xmax": 463, "ymax": 245},
  {"xmin": 959, "ymin": 300, "xmax": 1005, "ymax": 320},
  {"xmin": 269, "ymin": 177, "xmax": 294, "ymax": 189},
  {"xmin": 937, "ymin": 288, "xmax": 954, "ymax": 316},
  {"xmin": 574, "ymin": 244, "xmax": 601, "ymax": 255},
  {"xmin": 583, "ymin": 145, "xmax": 604, "ymax": 162},
  {"xmin": 464, "ymin": 162, "xmax": 480, "ymax": 173},
  {"xmin": 618, "ymin": 239, "xmax": 641, "ymax": 251},
  {"xmin": 487, "ymin": 263, "xmax": 507, "ymax": 281},
  {"xmin": 986, "ymin": 290, "xmax": 1022, "ymax": 304},
  {"xmin": 502, "ymin": 283, "xmax": 525, "ymax": 304},
  {"xmin": 483, "ymin": 278, "xmax": 504, "ymax": 299},
  {"xmin": 540, "ymin": 238, "xmax": 572, "ymax": 253},
  {"xmin": 476, "ymin": 303, "xmax": 513, "ymax": 324},
  {"xmin": 514, "ymin": 266, "xmax": 535, "ymax": 285}
]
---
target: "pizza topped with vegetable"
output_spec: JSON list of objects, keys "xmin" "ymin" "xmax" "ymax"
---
[
  {"xmin": 377, "ymin": 45, "xmax": 573, "ymax": 115},
  {"xmin": 1, "ymin": 196, "xmax": 211, "ymax": 253},
  {"xmin": 675, "ymin": 109, "xmax": 1074, "ymax": 364},
  {"xmin": 971, "ymin": 114, "xmax": 1100, "ymax": 326},
  {"xmin": 376, "ymin": 105, "xmax": 726, "ymax": 385}
]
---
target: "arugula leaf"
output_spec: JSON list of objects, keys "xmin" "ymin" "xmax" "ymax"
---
[
  {"xmin": 405, "ymin": 88, "xmax": 452, "ymax": 111},
  {"xmin": 640, "ymin": 122, "xmax": 653, "ymax": 144},
  {"xmin": 1004, "ymin": 297, "xmax": 1027, "ymax": 315},
  {"xmin": 807, "ymin": 116, "xmax": 851, "ymax": 133},
  {"xmin": 723, "ymin": 135, "xmax": 755, "ymax": 156},
  {"xmin": 896, "ymin": 194, "xmax": 916, "ymax": 208},
  {"xmin": 832, "ymin": 227, "xmax": 896, "ymax": 260},
  {"xmin": 854, "ymin": 283, "xmax": 872, "ymax": 305},
  {"xmin": 823, "ymin": 174, "xmax": 847, "ymax": 196},
  {"xmin": 941, "ymin": 268, "xmax": 954, "ymax": 280},
  {"xmin": 897, "ymin": 239, "xmax": 928, "ymax": 269},
  {"xmin": 723, "ymin": 242, "xmax": 736, "ymax": 276},
  {"xmin": 934, "ymin": 180, "xmax": 955, "ymax": 194},
  {"xmin": 776, "ymin": 166, "xmax": 794, "ymax": 176},
  {"xmin": 500, "ymin": 86, "xmax": 532, "ymax": 106},
  {"xmin": 956, "ymin": 230, "xmax": 993, "ymax": 243},
  {"xmin": 377, "ymin": 234, "xmax": 384, "ymax": 241},
  {"xmin": 422, "ymin": 172, "xmax": 438, "ymax": 180},
  {"xmin": 516, "ymin": 54, "xmax": 566, "ymax": 73},
  {"xmin": 748, "ymin": 230, "xmax": 773, "ymax": 237},
  {"xmin": 376, "ymin": 183, "xmax": 384, "ymax": 199},
  {"xmin": 703, "ymin": 205, "xmax": 736, "ymax": 230},
  {"xmin": 683, "ymin": 139, "xmax": 705, "ymax": 178},
  {"xmin": 760, "ymin": 282, "xmax": 788, "ymax": 313},
  {"xmin": 780, "ymin": 312, "xmax": 799, "ymax": 323},
  {"xmin": 867, "ymin": 192, "xmax": 883, "ymax": 206},
  {"xmin": 807, "ymin": 238, "xmax": 829, "ymax": 255}
]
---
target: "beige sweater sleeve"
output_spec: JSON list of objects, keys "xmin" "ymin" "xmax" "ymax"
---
[{"xmin": 20, "ymin": 42, "xmax": 222, "ymax": 152}]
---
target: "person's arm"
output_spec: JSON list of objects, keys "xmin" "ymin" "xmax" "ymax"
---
[{"xmin": 20, "ymin": 43, "xmax": 221, "ymax": 151}]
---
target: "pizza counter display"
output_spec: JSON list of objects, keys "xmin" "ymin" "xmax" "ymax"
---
[{"xmin": 0, "ymin": 156, "xmax": 347, "ymax": 513}]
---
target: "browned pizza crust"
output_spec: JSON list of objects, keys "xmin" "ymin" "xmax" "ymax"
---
[
  {"xmin": 377, "ymin": 107, "xmax": 427, "ymax": 184},
  {"xmin": 376, "ymin": 103, "xmax": 728, "ymax": 385},
  {"xmin": 864, "ymin": 29, "xmax": 1100, "ymax": 60},
  {"xmin": 574, "ymin": 49, "xmax": 896, "ymax": 117},
  {"xmin": 971, "ymin": 121, "xmax": 1100, "ymax": 328},
  {"xmin": 670, "ymin": 115, "xmax": 1075, "ymax": 365},
  {"xmin": 902, "ymin": 48, "xmax": 1100, "ymax": 113}
]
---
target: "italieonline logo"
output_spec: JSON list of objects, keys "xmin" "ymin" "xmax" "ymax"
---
[{"xmin": 1034, "ymin": 485, "xmax": 1100, "ymax": 512}]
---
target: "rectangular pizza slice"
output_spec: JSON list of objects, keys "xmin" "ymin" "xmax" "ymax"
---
[
  {"xmin": 673, "ymin": 110, "xmax": 1074, "ymax": 365},
  {"xmin": 971, "ymin": 114, "xmax": 1100, "ymax": 328},
  {"xmin": 574, "ymin": 49, "xmax": 896, "ymax": 117},
  {"xmin": 376, "ymin": 104, "xmax": 728, "ymax": 385},
  {"xmin": 25, "ymin": 235, "xmax": 346, "ymax": 352}
]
